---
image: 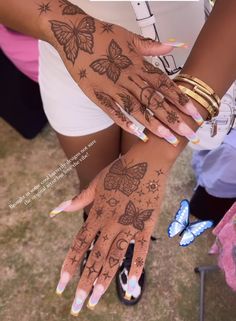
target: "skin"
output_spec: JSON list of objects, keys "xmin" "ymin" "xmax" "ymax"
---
[{"xmin": 1, "ymin": 0, "xmax": 236, "ymax": 315}]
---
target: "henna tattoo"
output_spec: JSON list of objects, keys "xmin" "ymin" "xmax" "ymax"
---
[
  {"xmin": 70, "ymin": 255, "xmax": 79, "ymax": 265},
  {"xmin": 146, "ymin": 199, "xmax": 152, "ymax": 207},
  {"xmin": 118, "ymin": 93, "xmax": 133, "ymax": 114},
  {"xmin": 103, "ymin": 271, "xmax": 112, "ymax": 281},
  {"xmin": 142, "ymin": 60, "xmax": 163, "ymax": 75},
  {"xmin": 119, "ymin": 201, "xmax": 153, "ymax": 231},
  {"xmin": 166, "ymin": 110, "xmax": 180, "ymax": 124},
  {"xmin": 124, "ymin": 230, "xmax": 132, "ymax": 238},
  {"xmin": 86, "ymin": 261, "xmax": 99, "ymax": 278},
  {"xmin": 95, "ymin": 207, "xmax": 103, "ymax": 219},
  {"xmin": 94, "ymin": 251, "xmax": 102, "ymax": 259},
  {"xmin": 75, "ymin": 235, "xmax": 88, "ymax": 248},
  {"xmin": 116, "ymin": 238, "xmax": 128, "ymax": 250},
  {"xmin": 178, "ymin": 92, "xmax": 189, "ymax": 106},
  {"xmin": 106, "ymin": 198, "xmax": 119, "ymax": 207},
  {"xmin": 37, "ymin": 2, "xmax": 51, "ymax": 15},
  {"xmin": 94, "ymin": 91, "xmax": 127, "ymax": 122},
  {"xmin": 158, "ymin": 76, "xmax": 175, "ymax": 90},
  {"xmin": 135, "ymin": 257, "xmax": 144, "ymax": 267},
  {"xmin": 138, "ymin": 237, "xmax": 147, "ymax": 247},
  {"xmin": 78, "ymin": 68, "xmax": 87, "ymax": 80},
  {"xmin": 140, "ymin": 104, "xmax": 153, "ymax": 122},
  {"xmin": 90, "ymin": 39, "xmax": 132, "ymax": 83},
  {"xmin": 101, "ymin": 22, "xmax": 114, "ymax": 33},
  {"xmin": 154, "ymin": 195, "xmax": 159, "ymax": 201},
  {"xmin": 49, "ymin": 16, "xmax": 95, "ymax": 64},
  {"xmin": 59, "ymin": 0, "xmax": 86, "ymax": 15},
  {"xmin": 81, "ymin": 223, "xmax": 89, "ymax": 234},
  {"xmin": 156, "ymin": 169, "xmax": 164, "ymax": 176},
  {"xmin": 100, "ymin": 194, "xmax": 106, "ymax": 201},
  {"xmin": 146, "ymin": 180, "xmax": 160, "ymax": 193},
  {"xmin": 127, "ymin": 41, "xmax": 136, "ymax": 53},
  {"xmin": 103, "ymin": 234, "xmax": 109, "ymax": 242},
  {"xmin": 104, "ymin": 159, "xmax": 147, "ymax": 196},
  {"xmin": 109, "ymin": 256, "xmax": 119, "ymax": 268},
  {"xmin": 136, "ymin": 189, "xmax": 145, "ymax": 197}
]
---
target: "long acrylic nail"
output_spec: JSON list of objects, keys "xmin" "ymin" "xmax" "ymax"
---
[
  {"xmin": 125, "ymin": 276, "xmax": 138, "ymax": 299},
  {"xmin": 71, "ymin": 289, "xmax": 87, "ymax": 316},
  {"xmin": 56, "ymin": 271, "xmax": 71, "ymax": 295},
  {"xmin": 129, "ymin": 123, "xmax": 149, "ymax": 142},
  {"xmin": 49, "ymin": 200, "xmax": 72, "ymax": 218},
  {"xmin": 87, "ymin": 284, "xmax": 105, "ymax": 310},
  {"xmin": 163, "ymin": 41, "xmax": 188, "ymax": 49},
  {"xmin": 157, "ymin": 126, "xmax": 179, "ymax": 146},
  {"xmin": 178, "ymin": 123, "xmax": 200, "ymax": 144},
  {"xmin": 184, "ymin": 101, "xmax": 204, "ymax": 126}
]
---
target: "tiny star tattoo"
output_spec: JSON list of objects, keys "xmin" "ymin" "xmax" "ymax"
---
[
  {"xmin": 156, "ymin": 169, "xmax": 164, "ymax": 176},
  {"xmin": 154, "ymin": 195, "xmax": 159, "ymax": 201},
  {"xmin": 135, "ymin": 257, "xmax": 144, "ymax": 267},
  {"xmin": 146, "ymin": 180, "xmax": 160, "ymax": 193},
  {"xmin": 86, "ymin": 261, "xmax": 99, "ymax": 278},
  {"xmin": 70, "ymin": 255, "xmax": 79, "ymax": 265},
  {"xmin": 37, "ymin": 2, "xmax": 51, "ymax": 15},
  {"xmin": 103, "ymin": 271, "xmax": 112, "ymax": 281},
  {"xmin": 103, "ymin": 234, "xmax": 109, "ymax": 242},
  {"xmin": 138, "ymin": 237, "xmax": 147, "ymax": 247},
  {"xmin": 101, "ymin": 22, "xmax": 114, "ymax": 33},
  {"xmin": 125, "ymin": 230, "xmax": 132, "ymax": 238},
  {"xmin": 136, "ymin": 189, "xmax": 145, "ymax": 197},
  {"xmin": 94, "ymin": 251, "xmax": 102, "ymax": 259},
  {"xmin": 78, "ymin": 68, "xmax": 87, "ymax": 80},
  {"xmin": 76, "ymin": 235, "xmax": 87, "ymax": 248}
]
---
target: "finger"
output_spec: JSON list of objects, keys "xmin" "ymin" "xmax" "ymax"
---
[
  {"xmin": 126, "ymin": 74, "xmax": 200, "ymax": 144},
  {"xmin": 132, "ymin": 34, "xmax": 174, "ymax": 56},
  {"xmin": 87, "ymin": 231, "xmax": 133, "ymax": 310},
  {"xmin": 70, "ymin": 228, "xmax": 118, "ymax": 316},
  {"xmin": 93, "ymin": 89, "xmax": 149, "ymax": 142},
  {"xmin": 55, "ymin": 212, "xmax": 99, "ymax": 296},
  {"xmin": 49, "ymin": 173, "xmax": 100, "ymax": 218},
  {"xmin": 139, "ymin": 62, "xmax": 204, "ymax": 126},
  {"xmin": 125, "ymin": 232, "xmax": 151, "ymax": 300},
  {"xmin": 116, "ymin": 89, "xmax": 179, "ymax": 146}
]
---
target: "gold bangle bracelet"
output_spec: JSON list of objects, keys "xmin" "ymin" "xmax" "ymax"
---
[
  {"xmin": 178, "ymin": 85, "xmax": 216, "ymax": 119},
  {"xmin": 176, "ymin": 73, "xmax": 221, "ymax": 106}
]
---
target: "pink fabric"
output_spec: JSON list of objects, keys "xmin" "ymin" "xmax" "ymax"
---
[
  {"xmin": 0, "ymin": 25, "xmax": 39, "ymax": 82},
  {"xmin": 209, "ymin": 202, "xmax": 236, "ymax": 291}
]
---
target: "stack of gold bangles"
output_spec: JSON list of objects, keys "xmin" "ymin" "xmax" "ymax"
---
[{"xmin": 174, "ymin": 73, "xmax": 221, "ymax": 120}]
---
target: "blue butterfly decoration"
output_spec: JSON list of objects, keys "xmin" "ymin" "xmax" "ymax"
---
[{"xmin": 167, "ymin": 199, "xmax": 214, "ymax": 247}]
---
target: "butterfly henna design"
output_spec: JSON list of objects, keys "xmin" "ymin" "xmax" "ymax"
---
[
  {"xmin": 104, "ymin": 159, "xmax": 147, "ymax": 196},
  {"xmin": 119, "ymin": 200, "xmax": 153, "ymax": 231},
  {"xmin": 49, "ymin": 16, "xmax": 96, "ymax": 64},
  {"xmin": 90, "ymin": 39, "xmax": 132, "ymax": 83},
  {"xmin": 59, "ymin": 0, "xmax": 86, "ymax": 15}
]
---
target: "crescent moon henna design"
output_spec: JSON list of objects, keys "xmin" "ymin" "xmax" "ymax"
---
[
  {"xmin": 118, "ymin": 201, "xmax": 153, "ymax": 231},
  {"xmin": 104, "ymin": 159, "xmax": 147, "ymax": 196},
  {"xmin": 116, "ymin": 238, "xmax": 129, "ymax": 251}
]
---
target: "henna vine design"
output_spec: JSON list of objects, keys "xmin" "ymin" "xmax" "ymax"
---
[
  {"xmin": 135, "ymin": 257, "xmax": 144, "ymax": 267},
  {"xmin": 118, "ymin": 93, "xmax": 134, "ymax": 114},
  {"xmin": 59, "ymin": 0, "xmax": 86, "ymax": 15},
  {"xmin": 90, "ymin": 39, "xmax": 132, "ymax": 83},
  {"xmin": 94, "ymin": 91, "xmax": 127, "ymax": 122},
  {"xmin": 104, "ymin": 159, "xmax": 147, "ymax": 196},
  {"xmin": 101, "ymin": 22, "xmax": 114, "ymax": 33},
  {"xmin": 86, "ymin": 261, "xmax": 99, "ymax": 278},
  {"xmin": 146, "ymin": 180, "xmax": 160, "ymax": 193},
  {"xmin": 49, "ymin": 16, "xmax": 96, "ymax": 64},
  {"xmin": 118, "ymin": 201, "xmax": 153, "ymax": 231},
  {"xmin": 37, "ymin": 2, "xmax": 51, "ymax": 15}
]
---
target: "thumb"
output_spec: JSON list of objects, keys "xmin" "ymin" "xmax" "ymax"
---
[
  {"xmin": 49, "ymin": 174, "xmax": 100, "ymax": 217},
  {"xmin": 132, "ymin": 34, "xmax": 173, "ymax": 56}
]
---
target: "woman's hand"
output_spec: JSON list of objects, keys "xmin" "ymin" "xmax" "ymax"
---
[
  {"xmin": 50, "ymin": 154, "xmax": 169, "ymax": 315},
  {"xmin": 42, "ymin": 0, "xmax": 202, "ymax": 145}
]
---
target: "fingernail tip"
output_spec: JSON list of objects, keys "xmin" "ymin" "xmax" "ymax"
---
[
  {"xmin": 70, "ymin": 310, "xmax": 80, "ymax": 317},
  {"xmin": 55, "ymin": 289, "xmax": 63, "ymax": 296},
  {"xmin": 191, "ymin": 138, "xmax": 200, "ymax": 144},
  {"xmin": 124, "ymin": 292, "xmax": 132, "ymax": 300},
  {"xmin": 87, "ymin": 302, "xmax": 96, "ymax": 310}
]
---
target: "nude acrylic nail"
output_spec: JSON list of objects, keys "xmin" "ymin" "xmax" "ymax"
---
[
  {"xmin": 184, "ymin": 101, "xmax": 204, "ymax": 126},
  {"xmin": 49, "ymin": 200, "xmax": 72, "ymax": 218},
  {"xmin": 125, "ymin": 276, "xmax": 138, "ymax": 299},
  {"xmin": 129, "ymin": 123, "xmax": 149, "ymax": 142},
  {"xmin": 87, "ymin": 284, "xmax": 105, "ymax": 310},
  {"xmin": 156, "ymin": 126, "xmax": 179, "ymax": 146},
  {"xmin": 71, "ymin": 289, "xmax": 87, "ymax": 316},
  {"xmin": 178, "ymin": 123, "xmax": 200, "ymax": 144},
  {"xmin": 56, "ymin": 272, "xmax": 71, "ymax": 295}
]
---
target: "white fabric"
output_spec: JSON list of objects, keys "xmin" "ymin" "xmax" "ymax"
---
[{"xmin": 39, "ymin": 0, "xmax": 204, "ymax": 136}]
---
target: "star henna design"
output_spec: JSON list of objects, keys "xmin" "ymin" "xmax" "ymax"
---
[
  {"xmin": 37, "ymin": 2, "xmax": 51, "ymax": 15},
  {"xmin": 156, "ymin": 169, "xmax": 164, "ymax": 176},
  {"xmin": 75, "ymin": 235, "xmax": 88, "ymax": 248},
  {"xmin": 86, "ymin": 261, "xmax": 99, "ymax": 278},
  {"xmin": 103, "ymin": 271, "xmax": 112, "ymax": 281},
  {"xmin": 94, "ymin": 251, "xmax": 102, "ymax": 259},
  {"xmin": 136, "ymin": 189, "xmax": 145, "ymax": 197},
  {"xmin": 78, "ymin": 68, "xmax": 87, "ymax": 80},
  {"xmin": 101, "ymin": 22, "xmax": 114, "ymax": 33},
  {"xmin": 124, "ymin": 230, "xmax": 132, "ymax": 238},
  {"xmin": 146, "ymin": 180, "xmax": 160, "ymax": 193},
  {"xmin": 138, "ymin": 237, "xmax": 147, "ymax": 247},
  {"xmin": 135, "ymin": 257, "xmax": 144, "ymax": 267},
  {"xmin": 90, "ymin": 39, "xmax": 132, "ymax": 83},
  {"xmin": 70, "ymin": 255, "xmax": 79, "ymax": 265},
  {"xmin": 95, "ymin": 207, "xmax": 103, "ymax": 219},
  {"xmin": 154, "ymin": 195, "xmax": 159, "ymax": 201},
  {"xmin": 103, "ymin": 234, "xmax": 109, "ymax": 242},
  {"xmin": 166, "ymin": 110, "xmax": 180, "ymax": 124}
]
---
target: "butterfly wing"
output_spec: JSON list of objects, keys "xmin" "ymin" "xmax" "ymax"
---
[
  {"xmin": 134, "ymin": 209, "xmax": 153, "ymax": 231},
  {"xmin": 126, "ymin": 162, "xmax": 147, "ymax": 180},
  {"xmin": 180, "ymin": 220, "xmax": 214, "ymax": 247},
  {"xmin": 106, "ymin": 63, "xmax": 121, "ymax": 83},
  {"xmin": 90, "ymin": 59, "xmax": 110, "ymax": 75},
  {"xmin": 77, "ymin": 16, "xmax": 96, "ymax": 54},
  {"xmin": 50, "ymin": 20, "xmax": 78, "ymax": 64},
  {"xmin": 109, "ymin": 40, "xmax": 122, "ymax": 59},
  {"xmin": 60, "ymin": 0, "xmax": 85, "ymax": 15},
  {"xmin": 114, "ymin": 55, "xmax": 132, "ymax": 70},
  {"xmin": 118, "ymin": 201, "xmax": 135, "ymax": 225},
  {"xmin": 104, "ymin": 159, "xmax": 124, "ymax": 191},
  {"xmin": 168, "ymin": 199, "xmax": 190, "ymax": 238},
  {"xmin": 142, "ymin": 60, "xmax": 163, "ymax": 75}
]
